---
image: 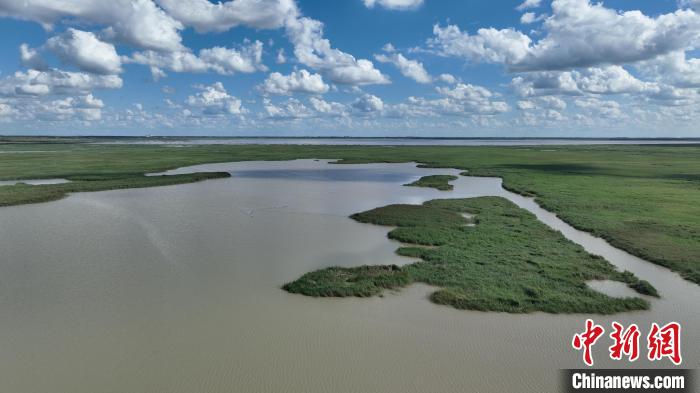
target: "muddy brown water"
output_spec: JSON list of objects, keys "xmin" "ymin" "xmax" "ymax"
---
[{"xmin": 0, "ymin": 160, "xmax": 697, "ymax": 393}]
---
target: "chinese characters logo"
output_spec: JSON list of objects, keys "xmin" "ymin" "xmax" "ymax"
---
[{"xmin": 572, "ymin": 319, "xmax": 682, "ymax": 366}]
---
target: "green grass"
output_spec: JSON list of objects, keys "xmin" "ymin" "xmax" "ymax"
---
[
  {"xmin": 0, "ymin": 140, "xmax": 698, "ymax": 285},
  {"xmin": 285, "ymin": 197, "xmax": 655, "ymax": 314},
  {"xmin": 0, "ymin": 172, "xmax": 230, "ymax": 207},
  {"xmin": 282, "ymin": 265, "xmax": 411, "ymax": 297},
  {"xmin": 404, "ymin": 174, "xmax": 458, "ymax": 190}
]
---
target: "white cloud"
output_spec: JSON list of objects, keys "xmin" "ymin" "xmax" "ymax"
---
[
  {"xmin": 515, "ymin": 0, "xmax": 700, "ymax": 72},
  {"xmin": 19, "ymin": 44, "xmax": 48, "ymax": 70},
  {"xmin": 538, "ymin": 96, "xmax": 567, "ymax": 110},
  {"xmin": 46, "ymin": 29, "xmax": 122, "ymax": 75},
  {"xmin": 156, "ymin": 0, "xmax": 298, "ymax": 33},
  {"xmin": 363, "ymin": 0, "xmax": 423, "ymax": 11},
  {"xmin": 185, "ymin": 82, "xmax": 244, "ymax": 115},
  {"xmin": 430, "ymin": 24, "xmax": 532, "ymax": 65},
  {"xmin": 516, "ymin": 0, "xmax": 541, "ymax": 11},
  {"xmin": 0, "ymin": 102, "xmax": 15, "ymax": 117},
  {"xmin": 574, "ymin": 97, "xmax": 624, "ymax": 119},
  {"xmin": 574, "ymin": 66, "xmax": 657, "ymax": 95},
  {"xmin": 517, "ymin": 100, "xmax": 536, "ymax": 110},
  {"xmin": 434, "ymin": 83, "xmax": 510, "ymax": 114},
  {"xmin": 260, "ymin": 69, "xmax": 329, "ymax": 95},
  {"xmin": 262, "ymin": 97, "xmax": 314, "ymax": 119},
  {"xmin": 34, "ymin": 94, "xmax": 105, "ymax": 121},
  {"xmin": 309, "ymin": 97, "xmax": 345, "ymax": 115},
  {"xmin": 510, "ymin": 71, "xmax": 583, "ymax": 97},
  {"xmin": 285, "ymin": 16, "xmax": 389, "ymax": 85},
  {"xmin": 0, "ymin": 0, "xmax": 184, "ymax": 52},
  {"xmin": 391, "ymin": 83, "xmax": 510, "ymax": 118},
  {"xmin": 276, "ymin": 48, "xmax": 287, "ymax": 64},
  {"xmin": 128, "ymin": 41, "xmax": 265, "ymax": 77},
  {"xmin": 438, "ymin": 73, "xmax": 457, "ymax": 84},
  {"xmin": 520, "ymin": 12, "xmax": 544, "ymax": 24},
  {"xmin": 0, "ymin": 69, "xmax": 122, "ymax": 97},
  {"xmin": 430, "ymin": 0, "xmax": 700, "ymax": 72},
  {"xmin": 352, "ymin": 94, "xmax": 384, "ymax": 112},
  {"xmin": 637, "ymin": 51, "xmax": 700, "ymax": 88},
  {"xmin": 375, "ymin": 47, "xmax": 432, "ymax": 83},
  {"xmin": 679, "ymin": 0, "xmax": 700, "ymax": 11},
  {"xmin": 511, "ymin": 66, "xmax": 660, "ymax": 97}
]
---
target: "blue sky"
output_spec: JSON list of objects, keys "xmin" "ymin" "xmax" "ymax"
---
[{"xmin": 0, "ymin": 0, "xmax": 699, "ymax": 137}]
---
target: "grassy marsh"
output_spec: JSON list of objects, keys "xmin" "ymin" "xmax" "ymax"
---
[
  {"xmin": 0, "ymin": 172, "xmax": 230, "ymax": 207},
  {"xmin": 285, "ymin": 197, "xmax": 655, "ymax": 314},
  {"xmin": 0, "ymin": 141, "xmax": 698, "ymax": 285},
  {"xmin": 404, "ymin": 174, "xmax": 458, "ymax": 191}
]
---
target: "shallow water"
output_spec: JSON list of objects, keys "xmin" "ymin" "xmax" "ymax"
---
[
  {"xmin": 0, "ymin": 160, "xmax": 697, "ymax": 393},
  {"xmin": 0, "ymin": 178, "xmax": 70, "ymax": 186}
]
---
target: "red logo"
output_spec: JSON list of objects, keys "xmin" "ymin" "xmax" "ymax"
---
[
  {"xmin": 609, "ymin": 322, "xmax": 640, "ymax": 362},
  {"xmin": 647, "ymin": 322, "xmax": 682, "ymax": 365},
  {"xmin": 572, "ymin": 319, "xmax": 605, "ymax": 366},
  {"xmin": 572, "ymin": 320, "xmax": 682, "ymax": 366}
]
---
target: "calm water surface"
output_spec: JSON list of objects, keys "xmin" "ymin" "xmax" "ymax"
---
[
  {"xmin": 0, "ymin": 178, "xmax": 70, "ymax": 186},
  {"xmin": 0, "ymin": 160, "xmax": 697, "ymax": 393}
]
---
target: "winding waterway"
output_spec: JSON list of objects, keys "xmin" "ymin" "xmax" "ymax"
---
[{"xmin": 0, "ymin": 160, "xmax": 697, "ymax": 393}]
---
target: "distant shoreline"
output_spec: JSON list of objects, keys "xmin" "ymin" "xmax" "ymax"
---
[{"xmin": 2, "ymin": 135, "xmax": 700, "ymax": 141}]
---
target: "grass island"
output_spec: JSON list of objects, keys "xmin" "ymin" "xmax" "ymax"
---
[
  {"xmin": 404, "ymin": 174, "xmax": 458, "ymax": 191},
  {"xmin": 283, "ymin": 196, "xmax": 657, "ymax": 314}
]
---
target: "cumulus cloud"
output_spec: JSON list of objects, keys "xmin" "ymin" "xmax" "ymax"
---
[
  {"xmin": 511, "ymin": 66, "xmax": 660, "ymax": 97},
  {"xmin": 36, "ymin": 94, "xmax": 104, "ymax": 121},
  {"xmin": 375, "ymin": 45, "xmax": 432, "ymax": 83},
  {"xmin": 276, "ymin": 48, "xmax": 287, "ymax": 64},
  {"xmin": 517, "ymin": 96, "xmax": 567, "ymax": 111},
  {"xmin": 637, "ymin": 51, "xmax": 700, "ymax": 88},
  {"xmin": 262, "ymin": 97, "xmax": 315, "ymax": 119},
  {"xmin": 128, "ymin": 41, "xmax": 265, "ymax": 77},
  {"xmin": 260, "ymin": 69, "xmax": 329, "ymax": 95},
  {"xmin": 678, "ymin": 0, "xmax": 700, "ymax": 11},
  {"xmin": 309, "ymin": 96, "xmax": 345, "ymax": 115},
  {"xmin": 574, "ymin": 97, "xmax": 624, "ymax": 119},
  {"xmin": 438, "ymin": 73, "xmax": 457, "ymax": 84},
  {"xmin": 429, "ymin": 24, "xmax": 532, "ymax": 65},
  {"xmin": 156, "ymin": 0, "xmax": 298, "ymax": 33},
  {"xmin": 574, "ymin": 66, "xmax": 658, "ymax": 95},
  {"xmin": 387, "ymin": 83, "xmax": 509, "ymax": 119},
  {"xmin": 0, "ymin": 99, "xmax": 17, "ymax": 118},
  {"xmin": 520, "ymin": 12, "xmax": 544, "ymax": 24},
  {"xmin": 0, "ymin": 0, "xmax": 184, "ymax": 52},
  {"xmin": 516, "ymin": 0, "xmax": 542, "ymax": 11},
  {"xmin": 363, "ymin": 0, "xmax": 424, "ymax": 11},
  {"xmin": 46, "ymin": 28, "xmax": 122, "ymax": 74},
  {"xmin": 434, "ymin": 83, "xmax": 510, "ymax": 114},
  {"xmin": 517, "ymin": 100, "xmax": 536, "ymax": 110},
  {"xmin": 285, "ymin": 16, "xmax": 389, "ymax": 85},
  {"xmin": 185, "ymin": 82, "xmax": 244, "ymax": 115},
  {"xmin": 19, "ymin": 44, "xmax": 48, "ymax": 70},
  {"xmin": 352, "ymin": 94, "xmax": 384, "ymax": 112},
  {"xmin": 0, "ymin": 69, "xmax": 122, "ymax": 97},
  {"xmin": 429, "ymin": 0, "xmax": 700, "ymax": 72}
]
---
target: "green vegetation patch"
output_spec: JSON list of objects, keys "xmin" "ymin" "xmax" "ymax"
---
[
  {"xmin": 285, "ymin": 197, "xmax": 656, "ymax": 314},
  {"xmin": 0, "ymin": 172, "xmax": 230, "ymax": 207},
  {"xmin": 404, "ymin": 174, "xmax": 458, "ymax": 191},
  {"xmin": 282, "ymin": 265, "xmax": 411, "ymax": 297}
]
